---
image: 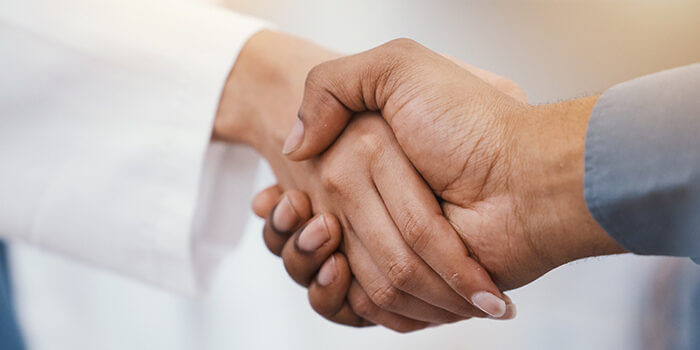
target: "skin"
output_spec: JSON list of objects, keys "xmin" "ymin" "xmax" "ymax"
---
[
  {"xmin": 215, "ymin": 31, "xmax": 514, "ymax": 332},
  {"xmin": 282, "ymin": 38, "xmax": 627, "ymax": 301}
]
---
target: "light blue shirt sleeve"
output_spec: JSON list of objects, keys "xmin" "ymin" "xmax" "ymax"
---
[{"xmin": 584, "ymin": 63, "xmax": 700, "ymax": 261}]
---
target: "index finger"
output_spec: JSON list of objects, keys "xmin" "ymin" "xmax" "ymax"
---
[{"xmin": 372, "ymin": 148, "xmax": 511, "ymax": 318}]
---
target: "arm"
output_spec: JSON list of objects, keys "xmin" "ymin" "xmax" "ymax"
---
[
  {"xmin": 585, "ymin": 63, "xmax": 700, "ymax": 261},
  {"xmin": 0, "ymin": 0, "xmax": 267, "ymax": 293}
]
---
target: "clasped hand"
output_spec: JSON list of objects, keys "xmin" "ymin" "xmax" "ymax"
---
[{"xmin": 222, "ymin": 33, "xmax": 625, "ymax": 332}]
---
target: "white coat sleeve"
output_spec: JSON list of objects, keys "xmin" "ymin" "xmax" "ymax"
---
[{"xmin": 0, "ymin": 0, "xmax": 269, "ymax": 294}]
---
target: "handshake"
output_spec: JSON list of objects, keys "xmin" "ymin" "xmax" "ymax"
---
[{"xmin": 216, "ymin": 31, "xmax": 626, "ymax": 332}]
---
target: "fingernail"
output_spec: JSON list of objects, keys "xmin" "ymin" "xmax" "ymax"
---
[
  {"xmin": 271, "ymin": 197, "xmax": 299, "ymax": 232},
  {"xmin": 317, "ymin": 256, "xmax": 337, "ymax": 286},
  {"xmin": 471, "ymin": 292, "xmax": 507, "ymax": 318},
  {"xmin": 282, "ymin": 119, "xmax": 304, "ymax": 155},
  {"xmin": 297, "ymin": 216, "xmax": 330, "ymax": 253}
]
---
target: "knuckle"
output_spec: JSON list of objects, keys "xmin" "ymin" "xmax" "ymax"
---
[
  {"xmin": 318, "ymin": 166, "xmax": 350, "ymax": 194},
  {"xmin": 356, "ymin": 131, "xmax": 385, "ymax": 156},
  {"xmin": 375, "ymin": 39, "xmax": 423, "ymax": 75},
  {"xmin": 304, "ymin": 63, "xmax": 327, "ymax": 89},
  {"xmin": 382, "ymin": 39, "xmax": 425, "ymax": 64},
  {"xmin": 398, "ymin": 212, "xmax": 435, "ymax": 255},
  {"xmin": 385, "ymin": 259, "xmax": 419, "ymax": 291},
  {"xmin": 368, "ymin": 284, "xmax": 401, "ymax": 310},
  {"xmin": 342, "ymin": 120, "xmax": 389, "ymax": 161},
  {"xmin": 384, "ymin": 38, "xmax": 420, "ymax": 52}
]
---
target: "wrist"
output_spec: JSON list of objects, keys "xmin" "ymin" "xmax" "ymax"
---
[
  {"xmin": 521, "ymin": 97, "xmax": 626, "ymax": 268},
  {"xmin": 213, "ymin": 31, "xmax": 339, "ymax": 156},
  {"xmin": 213, "ymin": 30, "xmax": 283, "ymax": 149}
]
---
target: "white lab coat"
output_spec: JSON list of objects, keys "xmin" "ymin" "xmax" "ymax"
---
[
  {"xmin": 1, "ymin": 1, "xmax": 279, "ymax": 348},
  {"xmin": 0, "ymin": 0, "xmax": 266, "ymax": 295}
]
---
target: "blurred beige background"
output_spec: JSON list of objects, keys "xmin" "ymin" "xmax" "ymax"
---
[
  {"xmin": 11, "ymin": 1, "xmax": 699, "ymax": 349},
  {"xmin": 220, "ymin": 0, "xmax": 700, "ymax": 103}
]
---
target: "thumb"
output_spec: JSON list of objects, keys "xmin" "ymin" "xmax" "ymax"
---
[{"xmin": 283, "ymin": 39, "xmax": 421, "ymax": 161}]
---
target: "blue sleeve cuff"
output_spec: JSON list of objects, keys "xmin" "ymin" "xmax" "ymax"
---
[{"xmin": 584, "ymin": 64, "xmax": 700, "ymax": 259}]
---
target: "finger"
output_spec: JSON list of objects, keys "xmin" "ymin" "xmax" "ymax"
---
[
  {"xmin": 262, "ymin": 190, "xmax": 312, "ymax": 256},
  {"xmin": 499, "ymin": 293, "xmax": 517, "ymax": 320},
  {"xmin": 252, "ymin": 185, "xmax": 282, "ymax": 218},
  {"xmin": 271, "ymin": 190, "xmax": 313, "ymax": 233},
  {"xmin": 281, "ymin": 213, "xmax": 342, "ymax": 287},
  {"xmin": 339, "ymin": 171, "xmax": 487, "ymax": 319},
  {"xmin": 440, "ymin": 53, "xmax": 528, "ymax": 103},
  {"xmin": 372, "ymin": 144, "xmax": 511, "ymax": 319},
  {"xmin": 286, "ymin": 38, "xmax": 523, "ymax": 161},
  {"xmin": 308, "ymin": 253, "xmax": 370, "ymax": 327},
  {"xmin": 285, "ymin": 39, "xmax": 427, "ymax": 160},
  {"xmin": 343, "ymin": 230, "xmax": 467, "ymax": 323},
  {"xmin": 347, "ymin": 280, "xmax": 429, "ymax": 333}
]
